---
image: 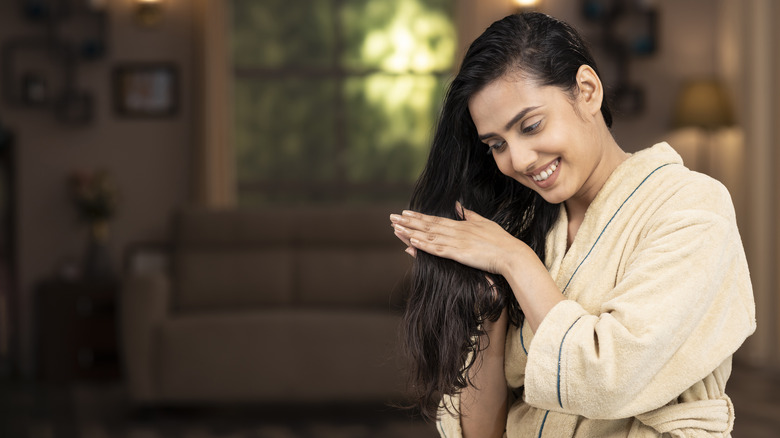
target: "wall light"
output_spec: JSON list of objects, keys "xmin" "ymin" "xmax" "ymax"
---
[
  {"xmin": 134, "ymin": 0, "xmax": 164, "ymax": 27},
  {"xmin": 513, "ymin": 0, "xmax": 541, "ymax": 12}
]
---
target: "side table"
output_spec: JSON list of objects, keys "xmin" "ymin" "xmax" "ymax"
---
[{"xmin": 36, "ymin": 279, "xmax": 121, "ymax": 382}]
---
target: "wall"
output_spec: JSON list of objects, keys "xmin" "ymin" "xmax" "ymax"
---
[{"xmin": 0, "ymin": 0, "xmax": 196, "ymax": 377}]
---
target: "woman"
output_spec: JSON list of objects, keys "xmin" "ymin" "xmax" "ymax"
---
[{"xmin": 390, "ymin": 12, "xmax": 755, "ymax": 438}]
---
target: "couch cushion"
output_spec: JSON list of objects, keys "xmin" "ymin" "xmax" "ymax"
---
[
  {"xmin": 291, "ymin": 205, "xmax": 405, "ymax": 246},
  {"xmin": 171, "ymin": 205, "xmax": 411, "ymax": 311},
  {"xmin": 176, "ymin": 208, "xmax": 303, "ymax": 245},
  {"xmin": 297, "ymin": 248, "xmax": 411, "ymax": 308},
  {"xmin": 175, "ymin": 249, "xmax": 294, "ymax": 310}
]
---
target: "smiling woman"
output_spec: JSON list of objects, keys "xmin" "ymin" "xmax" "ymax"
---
[
  {"xmin": 230, "ymin": 0, "xmax": 456, "ymax": 205},
  {"xmin": 391, "ymin": 12, "xmax": 755, "ymax": 438}
]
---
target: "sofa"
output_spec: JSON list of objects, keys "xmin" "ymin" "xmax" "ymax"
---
[{"xmin": 120, "ymin": 205, "xmax": 413, "ymax": 404}]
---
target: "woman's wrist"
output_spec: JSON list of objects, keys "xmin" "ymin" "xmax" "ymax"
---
[{"xmin": 500, "ymin": 242, "xmax": 565, "ymax": 333}]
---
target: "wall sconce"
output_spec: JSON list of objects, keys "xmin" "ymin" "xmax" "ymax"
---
[
  {"xmin": 672, "ymin": 78, "xmax": 736, "ymax": 174},
  {"xmin": 134, "ymin": 0, "xmax": 164, "ymax": 27},
  {"xmin": 513, "ymin": 0, "xmax": 541, "ymax": 12}
]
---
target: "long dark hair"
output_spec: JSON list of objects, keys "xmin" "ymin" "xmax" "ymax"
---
[{"xmin": 401, "ymin": 12, "xmax": 612, "ymax": 420}]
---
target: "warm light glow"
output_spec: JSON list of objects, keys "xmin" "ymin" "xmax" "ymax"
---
[
  {"xmin": 514, "ymin": 0, "xmax": 540, "ymax": 7},
  {"xmin": 672, "ymin": 79, "xmax": 735, "ymax": 131},
  {"xmin": 134, "ymin": 0, "xmax": 164, "ymax": 26}
]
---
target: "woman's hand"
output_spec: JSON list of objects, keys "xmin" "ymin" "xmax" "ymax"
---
[
  {"xmin": 390, "ymin": 203, "xmax": 531, "ymax": 276},
  {"xmin": 391, "ymin": 203, "xmax": 565, "ymax": 332}
]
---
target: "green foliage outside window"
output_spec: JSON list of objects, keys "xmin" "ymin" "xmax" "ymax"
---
[{"xmin": 231, "ymin": 0, "xmax": 456, "ymax": 205}]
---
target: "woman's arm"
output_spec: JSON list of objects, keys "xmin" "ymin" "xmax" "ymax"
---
[{"xmin": 460, "ymin": 308, "xmax": 509, "ymax": 438}]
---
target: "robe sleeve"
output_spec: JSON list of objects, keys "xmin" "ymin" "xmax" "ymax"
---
[
  {"xmin": 523, "ymin": 180, "xmax": 756, "ymax": 420},
  {"xmin": 436, "ymin": 393, "xmax": 464, "ymax": 437}
]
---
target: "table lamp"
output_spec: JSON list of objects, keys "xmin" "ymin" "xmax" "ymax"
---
[{"xmin": 671, "ymin": 78, "xmax": 736, "ymax": 175}]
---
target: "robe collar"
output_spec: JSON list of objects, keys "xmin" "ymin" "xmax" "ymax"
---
[{"xmin": 544, "ymin": 142, "xmax": 684, "ymax": 291}]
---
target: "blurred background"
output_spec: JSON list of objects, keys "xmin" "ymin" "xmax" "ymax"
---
[{"xmin": 0, "ymin": 0, "xmax": 778, "ymax": 437}]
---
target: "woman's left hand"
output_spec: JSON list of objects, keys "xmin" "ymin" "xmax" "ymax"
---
[{"xmin": 390, "ymin": 203, "xmax": 530, "ymax": 275}]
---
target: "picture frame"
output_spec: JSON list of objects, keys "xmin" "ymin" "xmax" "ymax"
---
[{"xmin": 112, "ymin": 63, "xmax": 178, "ymax": 117}]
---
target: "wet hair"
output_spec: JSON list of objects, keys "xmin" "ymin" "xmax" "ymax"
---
[{"xmin": 401, "ymin": 12, "xmax": 612, "ymax": 420}]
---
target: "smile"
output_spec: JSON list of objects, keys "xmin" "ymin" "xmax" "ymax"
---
[{"xmin": 531, "ymin": 159, "xmax": 559, "ymax": 181}]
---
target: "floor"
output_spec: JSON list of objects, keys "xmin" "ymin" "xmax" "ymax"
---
[
  {"xmin": 1, "ymin": 361, "xmax": 778, "ymax": 438},
  {"xmin": 0, "ymin": 381, "xmax": 438, "ymax": 438}
]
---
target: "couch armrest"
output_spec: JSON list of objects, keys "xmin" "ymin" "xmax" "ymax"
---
[{"xmin": 120, "ymin": 272, "xmax": 170, "ymax": 402}]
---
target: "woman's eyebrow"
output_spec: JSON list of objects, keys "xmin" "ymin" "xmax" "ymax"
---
[{"xmin": 477, "ymin": 105, "xmax": 542, "ymax": 140}]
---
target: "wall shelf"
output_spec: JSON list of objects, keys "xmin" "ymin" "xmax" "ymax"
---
[{"xmin": 0, "ymin": 0, "xmax": 108, "ymax": 125}]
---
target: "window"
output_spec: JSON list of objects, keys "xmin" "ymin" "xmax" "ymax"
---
[{"xmin": 230, "ymin": 0, "xmax": 456, "ymax": 205}]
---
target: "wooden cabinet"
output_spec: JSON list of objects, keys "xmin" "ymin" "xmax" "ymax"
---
[{"xmin": 36, "ymin": 280, "xmax": 120, "ymax": 382}]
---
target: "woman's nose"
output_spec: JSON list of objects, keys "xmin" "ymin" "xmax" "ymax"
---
[{"xmin": 508, "ymin": 142, "xmax": 538, "ymax": 174}]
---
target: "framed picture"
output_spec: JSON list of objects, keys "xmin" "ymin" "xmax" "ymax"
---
[{"xmin": 113, "ymin": 63, "xmax": 178, "ymax": 117}]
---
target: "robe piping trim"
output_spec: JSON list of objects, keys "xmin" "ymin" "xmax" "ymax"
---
[
  {"xmin": 537, "ymin": 410, "xmax": 550, "ymax": 438},
  {"xmin": 520, "ymin": 318, "xmax": 528, "ymax": 355},
  {"xmin": 561, "ymin": 163, "xmax": 673, "ymax": 295},
  {"xmin": 557, "ymin": 316, "xmax": 583, "ymax": 407},
  {"xmin": 437, "ymin": 419, "xmax": 447, "ymax": 437}
]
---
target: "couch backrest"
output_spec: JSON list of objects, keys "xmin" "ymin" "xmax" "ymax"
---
[{"xmin": 172, "ymin": 206, "xmax": 412, "ymax": 312}]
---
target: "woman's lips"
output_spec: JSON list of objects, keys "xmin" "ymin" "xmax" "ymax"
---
[
  {"xmin": 531, "ymin": 158, "xmax": 559, "ymax": 181},
  {"xmin": 528, "ymin": 158, "xmax": 560, "ymax": 188}
]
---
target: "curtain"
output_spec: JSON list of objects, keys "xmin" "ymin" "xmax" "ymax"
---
[
  {"xmin": 720, "ymin": 0, "xmax": 779, "ymax": 368},
  {"xmin": 194, "ymin": 0, "xmax": 235, "ymax": 207}
]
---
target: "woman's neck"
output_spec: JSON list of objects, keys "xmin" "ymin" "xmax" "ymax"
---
[{"xmin": 565, "ymin": 135, "xmax": 628, "ymax": 246}]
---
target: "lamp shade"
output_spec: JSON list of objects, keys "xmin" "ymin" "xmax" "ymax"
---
[{"xmin": 672, "ymin": 79, "xmax": 736, "ymax": 130}]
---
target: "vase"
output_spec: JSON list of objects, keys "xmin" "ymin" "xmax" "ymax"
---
[{"xmin": 82, "ymin": 220, "xmax": 114, "ymax": 279}]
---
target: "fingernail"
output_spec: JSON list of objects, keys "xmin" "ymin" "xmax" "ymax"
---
[
  {"xmin": 393, "ymin": 224, "xmax": 409, "ymax": 234},
  {"xmin": 405, "ymin": 247, "xmax": 416, "ymax": 257},
  {"xmin": 390, "ymin": 214, "xmax": 405, "ymax": 223},
  {"xmin": 402, "ymin": 210, "xmax": 419, "ymax": 217}
]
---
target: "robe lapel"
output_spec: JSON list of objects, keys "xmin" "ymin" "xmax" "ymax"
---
[{"xmin": 547, "ymin": 142, "xmax": 684, "ymax": 300}]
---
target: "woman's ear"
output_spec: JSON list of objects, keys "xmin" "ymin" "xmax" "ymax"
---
[{"xmin": 575, "ymin": 64, "xmax": 604, "ymax": 117}]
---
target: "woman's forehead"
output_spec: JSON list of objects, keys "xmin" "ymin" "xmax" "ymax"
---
[{"xmin": 470, "ymin": 78, "xmax": 562, "ymax": 112}]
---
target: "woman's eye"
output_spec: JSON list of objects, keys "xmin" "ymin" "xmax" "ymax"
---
[
  {"xmin": 486, "ymin": 140, "xmax": 506, "ymax": 154},
  {"xmin": 522, "ymin": 120, "xmax": 542, "ymax": 134}
]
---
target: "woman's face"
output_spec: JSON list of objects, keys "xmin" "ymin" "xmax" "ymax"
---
[{"xmin": 468, "ymin": 72, "xmax": 612, "ymax": 207}]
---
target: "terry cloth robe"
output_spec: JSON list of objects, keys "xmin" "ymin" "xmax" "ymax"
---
[{"xmin": 437, "ymin": 142, "xmax": 756, "ymax": 438}]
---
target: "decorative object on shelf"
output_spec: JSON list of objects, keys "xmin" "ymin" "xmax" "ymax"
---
[
  {"xmin": 671, "ymin": 78, "xmax": 735, "ymax": 175},
  {"xmin": 68, "ymin": 169, "xmax": 119, "ymax": 279},
  {"xmin": 134, "ymin": 0, "xmax": 165, "ymax": 27},
  {"xmin": 581, "ymin": 0, "xmax": 658, "ymax": 116},
  {"xmin": 113, "ymin": 63, "xmax": 178, "ymax": 118},
  {"xmin": 0, "ymin": 0, "xmax": 108, "ymax": 125}
]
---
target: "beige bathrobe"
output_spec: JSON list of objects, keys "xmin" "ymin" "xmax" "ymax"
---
[{"xmin": 437, "ymin": 143, "xmax": 756, "ymax": 438}]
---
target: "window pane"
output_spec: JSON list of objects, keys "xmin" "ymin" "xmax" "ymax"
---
[
  {"xmin": 344, "ymin": 73, "xmax": 448, "ymax": 183},
  {"xmin": 231, "ymin": 0, "xmax": 457, "ymax": 205},
  {"xmin": 232, "ymin": 0, "xmax": 336, "ymax": 69},
  {"xmin": 341, "ymin": 0, "xmax": 456, "ymax": 72},
  {"xmin": 234, "ymin": 78, "xmax": 338, "ymax": 183}
]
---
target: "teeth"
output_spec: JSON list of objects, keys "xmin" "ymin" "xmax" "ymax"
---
[{"xmin": 533, "ymin": 160, "xmax": 558, "ymax": 182}]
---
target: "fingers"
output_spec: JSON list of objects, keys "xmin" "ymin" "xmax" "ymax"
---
[
  {"xmin": 390, "ymin": 211, "xmax": 459, "ymax": 258},
  {"xmin": 391, "ymin": 213, "xmax": 458, "ymax": 244}
]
